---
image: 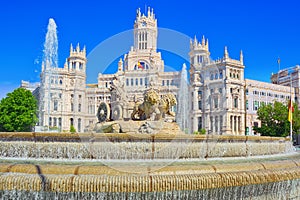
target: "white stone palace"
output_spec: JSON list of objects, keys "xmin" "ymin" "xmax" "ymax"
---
[{"xmin": 29, "ymin": 7, "xmax": 295, "ymax": 135}]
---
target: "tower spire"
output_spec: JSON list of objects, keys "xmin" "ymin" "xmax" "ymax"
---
[
  {"xmin": 240, "ymin": 50, "xmax": 244, "ymax": 65},
  {"xmin": 224, "ymin": 46, "xmax": 229, "ymax": 59},
  {"xmin": 70, "ymin": 44, "xmax": 73, "ymax": 53},
  {"xmin": 202, "ymin": 35, "xmax": 205, "ymax": 46},
  {"xmin": 205, "ymin": 39, "xmax": 209, "ymax": 51}
]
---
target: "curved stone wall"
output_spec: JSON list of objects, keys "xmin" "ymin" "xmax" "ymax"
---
[
  {"xmin": 0, "ymin": 161, "xmax": 300, "ymax": 199},
  {"xmin": 0, "ymin": 133, "xmax": 295, "ymax": 160}
]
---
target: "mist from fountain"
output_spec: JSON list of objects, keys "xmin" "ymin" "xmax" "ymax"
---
[{"xmin": 176, "ymin": 63, "xmax": 190, "ymax": 133}]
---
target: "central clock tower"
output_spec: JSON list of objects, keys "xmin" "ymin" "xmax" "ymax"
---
[
  {"xmin": 123, "ymin": 7, "xmax": 164, "ymax": 72},
  {"xmin": 133, "ymin": 7, "xmax": 157, "ymax": 52}
]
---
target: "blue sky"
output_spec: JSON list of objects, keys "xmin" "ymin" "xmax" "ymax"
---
[{"xmin": 1, "ymin": 0, "xmax": 300, "ymax": 99}]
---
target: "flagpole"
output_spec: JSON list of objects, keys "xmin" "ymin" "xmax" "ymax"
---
[
  {"xmin": 277, "ymin": 57, "xmax": 280, "ymax": 84},
  {"xmin": 290, "ymin": 75, "xmax": 293, "ymax": 142}
]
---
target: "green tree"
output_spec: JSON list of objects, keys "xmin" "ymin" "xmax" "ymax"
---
[
  {"xmin": 253, "ymin": 101, "xmax": 300, "ymax": 137},
  {"xmin": 70, "ymin": 125, "xmax": 76, "ymax": 133},
  {"xmin": 291, "ymin": 102, "xmax": 300, "ymax": 136},
  {"xmin": 0, "ymin": 88, "xmax": 38, "ymax": 132}
]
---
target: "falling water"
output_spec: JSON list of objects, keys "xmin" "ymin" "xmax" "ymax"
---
[
  {"xmin": 176, "ymin": 63, "xmax": 190, "ymax": 133},
  {"xmin": 43, "ymin": 18, "xmax": 58, "ymax": 69}
]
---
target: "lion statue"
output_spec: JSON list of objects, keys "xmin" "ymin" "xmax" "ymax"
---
[
  {"xmin": 157, "ymin": 93, "xmax": 177, "ymax": 120},
  {"xmin": 131, "ymin": 89, "xmax": 177, "ymax": 121}
]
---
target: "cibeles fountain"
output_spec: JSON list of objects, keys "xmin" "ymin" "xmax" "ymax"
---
[{"xmin": 1, "ymin": 18, "xmax": 300, "ymax": 200}]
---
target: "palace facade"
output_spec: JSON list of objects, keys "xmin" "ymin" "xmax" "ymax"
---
[{"xmin": 31, "ymin": 7, "xmax": 295, "ymax": 135}]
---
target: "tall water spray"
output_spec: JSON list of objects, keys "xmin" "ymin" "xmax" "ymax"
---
[
  {"xmin": 43, "ymin": 18, "xmax": 58, "ymax": 69},
  {"xmin": 40, "ymin": 18, "xmax": 58, "ymax": 129},
  {"xmin": 176, "ymin": 63, "xmax": 190, "ymax": 133}
]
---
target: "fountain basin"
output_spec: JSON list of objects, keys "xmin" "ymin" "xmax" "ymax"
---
[{"xmin": 0, "ymin": 132, "xmax": 299, "ymax": 199}]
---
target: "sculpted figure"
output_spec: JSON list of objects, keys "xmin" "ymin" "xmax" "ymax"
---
[{"xmin": 131, "ymin": 89, "xmax": 177, "ymax": 121}]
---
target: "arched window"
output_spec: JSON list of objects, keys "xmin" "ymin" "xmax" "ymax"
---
[
  {"xmin": 219, "ymin": 71, "xmax": 223, "ymax": 79},
  {"xmin": 215, "ymin": 73, "xmax": 218, "ymax": 79},
  {"xmin": 210, "ymin": 73, "xmax": 214, "ymax": 80}
]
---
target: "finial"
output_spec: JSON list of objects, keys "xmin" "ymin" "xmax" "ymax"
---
[
  {"xmin": 224, "ymin": 46, "xmax": 229, "ymax": 59},
  {"xmin": 194, "ymin": 35, "xmax": 197, "ymax": 46},
  {"xmin": 240, "ymin": 50, "xmax": 244, "ymax": 65},
  {"xmin": 70, "ymin": 44, "xmax": 73, "ymax": 53},
  {"xmin": 206, "ymin": 39, "xmax": 209, "ymax": 51},
  {"xmin": 151, "ymin": 8, "xmax": 154, "ymax": 17},
  {"xmin": 148, "ymin": 7, "xmax": 150, "ymax": 17},
  {"xmin": 202, "ymin": 35, "xmax": 205, "ymax": 46},
  {"xmin": 118, "ymin": 58, "xmax": 123, "ymax": 71},
  {"xmin": 137, "ymin": 8, "xmax": 141, "ymax": 18},
  {"xmin": 76, "ymin": 43, "xmax": 80, "ymax": 52},
  {"xmin": 64, "ymin": 58, "xmax": 68, "ymax": 68}
]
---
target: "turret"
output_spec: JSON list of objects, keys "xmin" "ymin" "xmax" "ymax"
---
[
  {"xmin": 67, "ymin": 43, "xmax": 87, "ymax": 72},
  {"xmin": 189, "ymin": 35, "xmax": 210, "ymax": 69}
]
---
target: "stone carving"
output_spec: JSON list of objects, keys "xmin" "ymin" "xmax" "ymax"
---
[{"xmin": 131, "ymin": 88, "xmax": 177, "ymax": 121}]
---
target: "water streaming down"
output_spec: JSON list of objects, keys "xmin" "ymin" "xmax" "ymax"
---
[{"xmin": 176, "ymin": 63, "xmax": 190, "ymax": 133}]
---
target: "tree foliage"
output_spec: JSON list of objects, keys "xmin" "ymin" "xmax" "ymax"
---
[
  {"xmin": 253, "ymin": 101, "xmax": 300, "ymax": 137},
  {"xmin": 0, "ymin": 88, "xmax": 38, "ymax": 132}
]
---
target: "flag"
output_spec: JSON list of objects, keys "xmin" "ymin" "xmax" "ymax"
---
[
  {"xmin": 288, "ymin": 99, "xmax": 294, "ymax": 122},
  {"xmin": 277, "ymin": 57, "xmax": 281, "ymax": 65},
  {"xmin": 137, "ymin": 61, "xmax": 144, "ymax": 69}
]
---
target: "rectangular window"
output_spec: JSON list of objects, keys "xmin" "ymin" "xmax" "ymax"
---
[
  {"xmin": 198, "ymin": 100, "xmax": 202, "ymax": 110},
  {"xmin": 54, "ymin": 100, "xmax": 58, "ymax": 111},
  {"xmin": 78, "ymin": 104, "xmax": 81, "ymax": 112},
  {"xmin": 254, "ymin": 101, "xmax": 258, "ymax": 111},
  {"xmin": 198, "ymin": 117, "xmax": 202, "ymax": 131},
  {"xmin": 131, "ymin": 78, "xmax": 134, "ymax": 86},
  {"xmin": 234, "ymin": 98, "xmax": 238, "ymax": 108},
  {"xmin": 246, "ymin": 100, "xmax": 249, "ymax": 110},
  {"xmin": 126, "ymin": 79, "xmax": 129, "ymax": 86},
  {"xmin": 220, "ymin": 115, "xmax": 223, "ymax": 133},
  {"xmin": 136, "ymin": 78, "xmax": 138, "ymax": 86},
  {"xmin": 210, "ymin": 117, "xmax": 213, "ymax": 133},
  {"xmin": 140, "ymin": 78, "xmax": 143, "ymax": 85},
  {"xmin": 53, "ymin": 118, "xmax": 57, "ymax": 127},
  {"xmin": 215, "ymin": 116, "xmax": 218, "ymax": 133},
  {"xmin": 71, "ymin": 103, "xmax": 74, "ymax": 112},
  {"xmin": 198, "ymin": 90, "xmax": 202, "ymax": 97},
  {"xmin": 219, "ymin": 88, "xmax": 222, "ymax": 94},
  {"xmin": 214, "ymin": 97, "xmax": 218, "ymax": 109},
  {"xmin": 58, "ymin": 118, "xmax": 62, "ymax": 128}
]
